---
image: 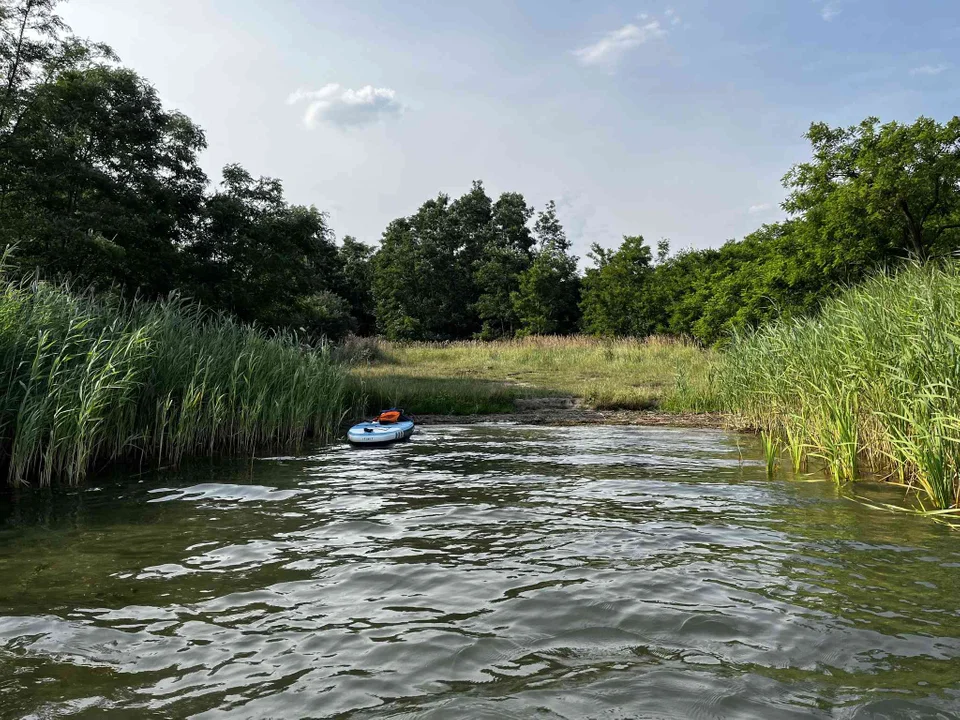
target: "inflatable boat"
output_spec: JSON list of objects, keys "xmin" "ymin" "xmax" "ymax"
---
[{"xmin": 347, "ymin": 409, "xmax": 415, "ymax": 446}]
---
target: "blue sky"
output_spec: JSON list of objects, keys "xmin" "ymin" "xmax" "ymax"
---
[{"xmin": 61, "ymin": 0, "xmax": 959, "ymax": 260}]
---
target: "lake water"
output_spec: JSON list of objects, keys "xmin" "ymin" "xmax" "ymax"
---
[{"xmin": 1, "ymin": 425, "xmax": 959, "ymax": 719}]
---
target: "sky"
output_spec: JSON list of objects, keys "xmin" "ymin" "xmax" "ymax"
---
[{"xmin": 60, "ymin": 0, "xmax": 960, "ymax": 260}]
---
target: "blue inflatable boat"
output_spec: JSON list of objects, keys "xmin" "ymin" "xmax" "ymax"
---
[{"xmin": 347, "ymin": 409, "xmax": 415, "ymax": 446}]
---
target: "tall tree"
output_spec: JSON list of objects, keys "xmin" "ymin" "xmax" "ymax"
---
[
  {"xmin": 0, "ymin": 0, "xmax": 112, "ymax": 135},
  {"xmin": 373, "ymin": 195, "xmax": 471, "ymax": 340},
  {"xmin": 191, "ymin": 164, "xmax": 344, "ymax": 335},
  {"xmin": 512, "ymin": 201, "xmax": 580, "ymax": 335},
  {"xmin": 580, "ymin": 235, "xmax": 655, "ymax": 337},
  {"xmin": 372, "ymin": 217, "xmax": 416, "ymax": 339},
  {"xmin": 373, "ymin": 184, "xmax": 503, "ymax": 340},
  {"xmin": 0, "ymin": 64, "xmax": 207, "ymax": 294},
  {"xmin": 449, "ymin": 179, "xmax": 493, "ymax": 277},
  {"xmin": 784, "ymin": 116, "xmax": 960, "ymax": 263},
  {"xmin": 474, "ymin": 191, "xmax": 534, "ymax": 338},
  {"xmin": 338, "ymin": 235, "xmax": 376, "ymax": 336},
  {"xmin": 0, "ymin": 0, "xmax": 352, "ymax": 335}
]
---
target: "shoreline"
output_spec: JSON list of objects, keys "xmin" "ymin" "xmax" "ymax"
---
[{"xmin": 413, "ymin": 409, "xmax": 728, "ymax": 428}]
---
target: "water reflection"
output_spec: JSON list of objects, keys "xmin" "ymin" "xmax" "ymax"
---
[{"xmin": 1, "ymin": 425, "xmax": 959, "ymax": 718}]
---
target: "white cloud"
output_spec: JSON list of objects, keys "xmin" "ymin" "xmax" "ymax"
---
[
  {"xmin": 574, "ymin": 21, "xmax": 667, "ymax": 67},
  {"xmin": 665, "ymin": 7, "xmax": 682, "ymax": 26},
  {"xmin": 748, "ymin": 203, "xmax": 773, "ymax": 214},
  {"xmin": 287, "ymin": 83, "xmax": 403, "ymax": 129},
  {"xmin": 910, "ymin": 64, "xmax": 950, "ymax": 76},
  {"xmin": 820, "ymin": 3, "xmax": 841, "ymax": 20}
]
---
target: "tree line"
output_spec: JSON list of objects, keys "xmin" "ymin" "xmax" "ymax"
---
[
  {"xmin": 3, "ymin": 0, "xmax": 960, "ymax": 345},
  {"xmin": 581, "ymin": 116, "xmax": 960, "ymax": 344},
  {"xmin": 370, "ymin": 114, "xmax": 960, "ymax": 344}
]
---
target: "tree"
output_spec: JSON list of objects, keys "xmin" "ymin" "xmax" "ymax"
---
[
  {"xmin": 618, "ymin": 116, "xmax": 960, "ymax": 346},
  {"xmin": 512, "ymin": 201, "xmax": 580, "ymax": 335},
  {"xmin": 372, "ymin": 217, "xmax": 417, "ymax": 339},
  {"xmin": 0, "ymin": 0, "xmax": 205, "ymax": 295},
  {"xmin": 373, "ymin": 184, "xmax": 510, "ymax": 340},
  {"xmin": 0, "ymin": 0, "xmax": 113, "ymax": 135},
  {"xmin": 474, "ymin": 191, "xmax": 534, "ymax": 338},
  {"xmin": 784, "ymin": 116, "xmax": 960, "ymax": 263},
  {"xmin": 580, "ymin": 235, "xmax": 655, "ymax": 336},
  {"xmin": 373, "ymin": 195, "xmax": 472, "ymax": 340},
  {"xmin": 337, "ymin": 235, "xmax": 376, "ymax": 336},
  {"xmin": 449, "ymin": 179, "xmax": 493, "ymax": 277},
  {"xmin": 0, "ymin": 64, "xmax": 207, "ymax": 294},
  {"xmin": 191, "ymin": 164, "xmax": 344, "ymax": 335},
  {"xmin": 0, "ymin": 0, "xmax": 356, "ymax": 336}
]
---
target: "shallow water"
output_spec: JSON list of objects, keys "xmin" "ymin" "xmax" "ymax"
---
[{"xmin": 1, "ymin": 425, "xmax": 959, "ymax": 719}]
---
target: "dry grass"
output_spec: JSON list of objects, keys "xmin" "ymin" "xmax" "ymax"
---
[{"xmin": 348, "ymin": 335, "xmax": 718, "ymax": 415}]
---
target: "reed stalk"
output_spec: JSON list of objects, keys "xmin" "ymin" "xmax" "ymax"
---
[
  {"xmin": 716, "ymin": 263, "xmax": 960, "ymax": 510},
  {"xmin": 0, "ymin": 259, "xmax": 347, "ymax": 487}
]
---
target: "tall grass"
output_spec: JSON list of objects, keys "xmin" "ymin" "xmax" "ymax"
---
[
  {"xmin": 717, "ymin": 263, "xmax": 960, "ymax": 510},
  {"xmin": 350, "ymin": 335, "xmax": 719, "ymax": 413},
  {"xmin": 0, "ymin": 261, "xmax": 346, "ymax": 487}
]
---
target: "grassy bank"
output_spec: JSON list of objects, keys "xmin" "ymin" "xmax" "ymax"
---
[
  {"xmin": 348, "ymin": 335, "xmax": 718, "ymax": 415},
  {"xmin": 716, "ymin": 264, "xmax": 960, "ymax": 511},
  {"xmin": 0, "ymin": 265, "xmax": 347, "ymax": 487}
]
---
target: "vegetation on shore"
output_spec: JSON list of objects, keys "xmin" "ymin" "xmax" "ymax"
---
[
  {"xmin": 347, "ymin": 335, "xmax": 718, "ymax": 415},
  {"xmin": 715, "ymin": 264, "xmax": 960, "ymax": 511},
  {"xmin": 0, "ymin": 261, "xmax": 345, "ymax": 488}
]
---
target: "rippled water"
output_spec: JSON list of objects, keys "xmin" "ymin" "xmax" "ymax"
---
[{"xmin": 1, "ymin": 425, "xmax": 960, "ymax": 719}]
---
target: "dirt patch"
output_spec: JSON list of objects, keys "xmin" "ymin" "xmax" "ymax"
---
[{"xmin": 514, "ymin": 397, "xmax": 577, "ymax": 410}]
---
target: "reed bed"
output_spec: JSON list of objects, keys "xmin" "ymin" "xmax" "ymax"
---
[
  {"xmin": 717, "ymin": 264, "xmax": 960, "ymax": 510},
  {"xmin": 349, "ymin": 335, "xmax": 719, "ymax": 413},
  {"xmin": 0, "ymin": 265, "xmax": 346, "ymax": 487}
]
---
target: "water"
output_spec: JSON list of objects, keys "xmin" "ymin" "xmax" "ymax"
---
[{"xmin": 1, "ymin": 425, "xmax": 959, "ymax": 719}]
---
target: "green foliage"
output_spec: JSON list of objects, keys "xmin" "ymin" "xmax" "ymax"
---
[
  {"xmin": 474, "ymin": 242, "xmax": 529, "ymax": 339},
  {"xmin": 588, "ymin": 116, "xmax": 960, "ymax": 345},
  {"xmin": 288, "ymin": 291, "xmax": 356, "ymax": 340},
  {"xmin": 338, "ymin": 236, "xmax": 376, "ymax": 336},
  {"xmin": 189, "ymin": 164, "xmax": 344, "ymax": 336},
  {"xmin": 581, "ymin": 235, "xmax": 655, "ymax": 336},
  {"xmin": 372, "ymin": 183, "xmax": 572, "ymax": 341},
  {"xmin": 1, "ymin": 62, "xmax": 207, "ymax": 295},
  {"xmin": 512, "ymin": 201, "xmax": 580, "ymax": 336},
  {"xmin": 0, "ymin": 253, "xmax": 346, "ymax": 487},
  {"xmin": 0, "ymin": 0, "xmax": 359, "ymax": 339},
  {"xmin": 716, "ymin": 264, "xmax": 960, "ymax": 510},
  {"xmin": 652, "ymin": 223, "xmax": 828, "ymax": 345},
  {"xmin": 784, "ymin": 116, "xmax": 960, "ymax": 262},
  {"xmin": 474, "ymin": 192, "xmax": 534, "ymax": 338},
  {"xmin": 373, "ymin": 196, "xmax": 467, "ymax": 340}
]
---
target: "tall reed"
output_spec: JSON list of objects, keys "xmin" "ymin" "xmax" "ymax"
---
[
  {"xmin": 717, "ymin": 263, "xmax": 960, "ymax": 510},
  {"xmin": 0, "ymin": 260, "xmax": 347, "ymax": 487}
]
